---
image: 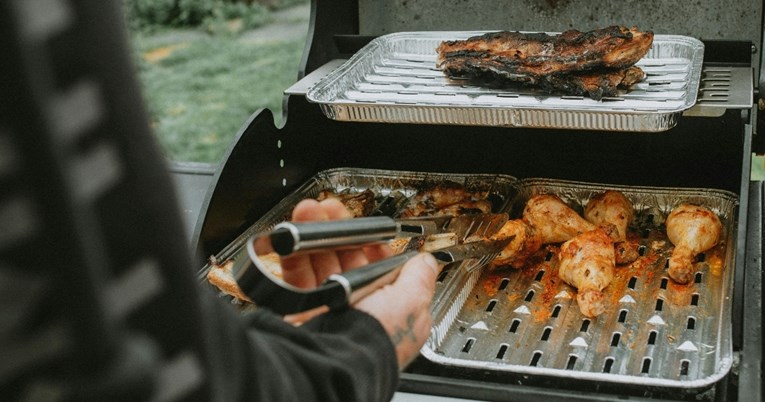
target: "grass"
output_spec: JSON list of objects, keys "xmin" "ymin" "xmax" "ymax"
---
[{"xmin": 129, "ymin": 27, "xmax": 305, "ymax": 163}]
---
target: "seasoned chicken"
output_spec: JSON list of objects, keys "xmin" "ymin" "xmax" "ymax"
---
[
  {"xmin": 317, "ymin": 189, "xmax": 375, "ymax": 217},
  {"xmin": 490, "ymin": 194, "xmax": 594, "ymax": 269},
  {"xmin": 558, "ymin": 226, "xmax": 617, "ymax": 317},
  {"xmin": 400, "ymin": 180, "xmax": 491, "ymax": 217},
  {"xmin": 665, "ymin": 204, "xmax": 723, "ymax": 284},
  {"xmin": 584, "ymin": 190, "xmax": 639, "ymax": 264},
  {"xmin": 435, "ymin": 199, "xmax": 492, "ymax": 216},
  {"xmin": 488, "ymin": 219, "xmax": 542, "ymax": 269},
  {"xmin": 523, "ymin": 194, "xmax": 596, "ymax": 244},
  {"xmin": 584, "ymin": 190, "xmax": 633, "ymax": 240}
]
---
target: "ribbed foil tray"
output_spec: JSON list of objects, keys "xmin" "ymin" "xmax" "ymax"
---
[
  {"xmin": 424, "ymin": 178, "xmax": 738, "ymax": 392},
  {"xmin": 200, "ymin": 168, "xmax": 519, "ymax": 279},
  {"xmin": 306, "ymin": 31, "xmax": 704, "ymax": 132}
]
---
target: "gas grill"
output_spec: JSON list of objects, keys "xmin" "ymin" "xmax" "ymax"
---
[{"xmin": 189, "ymin": 0, "xmax": 763, "ymax": 400}]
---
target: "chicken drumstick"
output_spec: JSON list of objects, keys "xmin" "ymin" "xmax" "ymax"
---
[
  {"xmin": 665, "ymin": 204, "xmax": 723, "ymax": 284},
  {"xmin": 584, "ymin": 190, "xmax": 639, "ymax": 264},
  {"xmin": 490, "ymin": 194, "xmax": 595, "ymax": 268},
  {"xmin": 558, "ymin": 225, "xmax": 617, "ymax": 317}
]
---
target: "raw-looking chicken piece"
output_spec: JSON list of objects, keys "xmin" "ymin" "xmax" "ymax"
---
[
  {"xmin": 558, "ymin": 226, "xmax": 617, "ymax": 317},
  {"xmin": 488, "ymin": 219, "xmax": 543, "ymax": 269},
  {"xmin": 584, "ymin": 190, "xmax": 639, "ymax": 264},
  {"xmin": 523, "ymin": 194, "xmax": 596, "ymax": 244},
  {"xmin": 665, "ymin": 204, "xmax": 723, "ymax": 284}
]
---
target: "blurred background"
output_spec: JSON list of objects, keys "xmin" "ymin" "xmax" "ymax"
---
[{"xmin": 123, "ymin": 0, "xmax": 310, "ymax": 163}]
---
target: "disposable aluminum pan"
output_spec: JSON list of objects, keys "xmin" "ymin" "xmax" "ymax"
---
[
  {"xmin": 200, "ymin": 168, "xmax": 519, "ymax": 279},
  {"xmin": 423, "ymin": 178, "xmax": 738, "ymax": 393},
  {"xmin": 306, "ymin": 31, "xmax": 704, "ymax": 132}
]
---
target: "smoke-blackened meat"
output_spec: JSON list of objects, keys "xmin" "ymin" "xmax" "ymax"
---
[
  {"xmin": 539, "ymin": 66, "xmax": 646, "ymax": 100},
  {"xmin": 436, "ymin": 26, "xmax": 653, "ymax": 99}
]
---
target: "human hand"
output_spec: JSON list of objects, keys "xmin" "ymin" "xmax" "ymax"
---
[
  {"xmin": 280, "ymin": 198, "xmax": 395, "ymax": 288},
  {"xmin": 280, "ymin": 198, "xmax": 441, "ymax": 369}
]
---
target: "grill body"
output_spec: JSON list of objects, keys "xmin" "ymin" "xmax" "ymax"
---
[{"xmin": 192, "ymin": 0, "xmax": 763, "ymax": 400}]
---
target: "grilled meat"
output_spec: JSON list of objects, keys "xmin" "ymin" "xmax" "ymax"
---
[
  {"xmin": 558, "ymin": 226, "xmax": 617, "ymax": 317},
  {"xmin": 399, "ymin": 180, "xmax": 491, "ymax": 217},
  {"xmin": 436, "ymin": 26, "xmax": 653, "ymax": 99},
  {"xmin": 584, "ymin": 190, "xmax": 634, "ymax": 241},
  {"xmin": 523, "ymin": 194, "xmax": 596, "ymax": 244},
  {"xmin": 317, "ymin": 189, "xmax": 375, "ymax": 217},
  {"xmin": 490, "ymin": 194, "xmax": 596, "ymax": 269},
  {"xmin": 665, "ymin": 204, "xmax": 723, "ymax": 284},
  {"xmin": 488, "ymin": 219, "xmax": 542, "ymax": 269},
  {"xmin": 584, "ymin": 190, "xmax": 639, "ymax": 264},
  {"xmin": 539, "ymin": 66, "xmax": 645, "ymax": 100}
]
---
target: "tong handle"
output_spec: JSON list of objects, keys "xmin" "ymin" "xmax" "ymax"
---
[
  {"xmin": 324, "ymin": 250, "xmax": 420, "ymax": 308},
  {"xmin": 336, "ymin": 250, "xmax": 419, "ymax": 289},
  {"xmin": 271, "ymin": 216, "xmax": 397, "ymax": 256}
]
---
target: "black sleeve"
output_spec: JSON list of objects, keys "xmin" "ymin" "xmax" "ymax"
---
[
  {"xmin": 204, "ymin": 297, "xmax": 399, "ymax": 402},
  {"xmin": 0, "ymin": 1, "xmax": 399, "ymax": 401}
]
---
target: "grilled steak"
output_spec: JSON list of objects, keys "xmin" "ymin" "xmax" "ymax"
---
[{"xmin": 436, "ymin": 26, "xmax": 653, "ymax": 99}]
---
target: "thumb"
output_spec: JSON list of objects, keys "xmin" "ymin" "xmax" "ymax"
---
[{"xmin": 390, "ymin": 252, "xmax": 440, "ymax": 297}]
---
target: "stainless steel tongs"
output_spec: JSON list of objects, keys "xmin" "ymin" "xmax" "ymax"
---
[{"xmin": 231, "ymin": 213, "xmax": 511, "ymax": 315}]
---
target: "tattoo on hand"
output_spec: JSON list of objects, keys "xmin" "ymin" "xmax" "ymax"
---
[{"xmin": 390, "ymin": 313, "xmax": 417, "ymax": 346}]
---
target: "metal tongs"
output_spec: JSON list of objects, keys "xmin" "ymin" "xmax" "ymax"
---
[{"xmin": 231, "ymin": 213, "xmax": 511, "ymax": 315}]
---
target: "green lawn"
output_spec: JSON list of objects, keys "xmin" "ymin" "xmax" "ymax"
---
[{"xmin": 130, "ymin": 31, "xmax": 305, "ymax": 163}]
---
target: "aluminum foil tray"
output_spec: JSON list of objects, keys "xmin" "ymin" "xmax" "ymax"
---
[
  {"xmin": 201, "ymin": 167, "xmax": 519, "ymax": 278},
  {"xmin": 306, "ymin": 31, "xmax": 704, "ymax": 132},
  {"xmin": 423, "ymin": 178, "xmax": 738, "ymax": 393}
]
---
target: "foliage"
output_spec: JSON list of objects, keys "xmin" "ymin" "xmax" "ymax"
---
[
  {"xmin": 123, "ymin": 0, "xmax": 287, "ymax": 32},
  {"xmin": 131, "ymin": 34, "xmax": 305, "ymax": 162},
  {"xmin": 125, "ymin": 0, "xmax": 309, "ymax": 162}
]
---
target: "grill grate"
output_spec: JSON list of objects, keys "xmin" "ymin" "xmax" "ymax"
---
[{"xmin": 424, "ymin": 179, "xmax": 738, "ymax": 391}]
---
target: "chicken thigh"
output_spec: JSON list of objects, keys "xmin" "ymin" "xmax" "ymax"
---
[
  {"xmin": 558, "ymin": 226, "xmax": 617, "ymax": 317},
  {"xmin": 665, "ymin": 204, "xmax": 723, "ymax": 284}
]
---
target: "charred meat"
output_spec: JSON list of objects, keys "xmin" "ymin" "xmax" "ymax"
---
[
  {"xmin": 539, "ymin": 66, "xmax": 646, "ymax": 100},
  {"xmin": 436, "ymin": 26, "xmax": 653, "ymax": 99},
  {"xmin": 399, "ymin": 180, "xmax": 492, "ymax": 217}
]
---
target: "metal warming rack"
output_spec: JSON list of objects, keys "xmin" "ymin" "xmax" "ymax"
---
[{"xmin": 307, "ymin": 32, "xmax": 704, "ymax": 132}]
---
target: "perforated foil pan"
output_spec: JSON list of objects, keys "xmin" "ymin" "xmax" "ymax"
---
[
  {"xmin": 200, "ymin": 168, "xmax": 519, "ymax": 279},
  {"xmin": 306, "ymin": 31, "xmax": 704, "ymax": 132},
  {"xmin": 424, "ymin": 178, "xmax": 738, "ymax": 392}
]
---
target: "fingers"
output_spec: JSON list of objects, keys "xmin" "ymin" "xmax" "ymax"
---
[
  {"xmin": 281, "ymin": 198, "xmax": 359, "ymax": 288},
  {"xmin": 354, "ymin": 253, "xmax": 441, "ymax": 369},
  {"xmin": 281, "ymin": 197, "xmax": 401, "ymax": 288},
  {"xmin": 281, "ymin": 199, "xmax": 332, "ymax": 288}
]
